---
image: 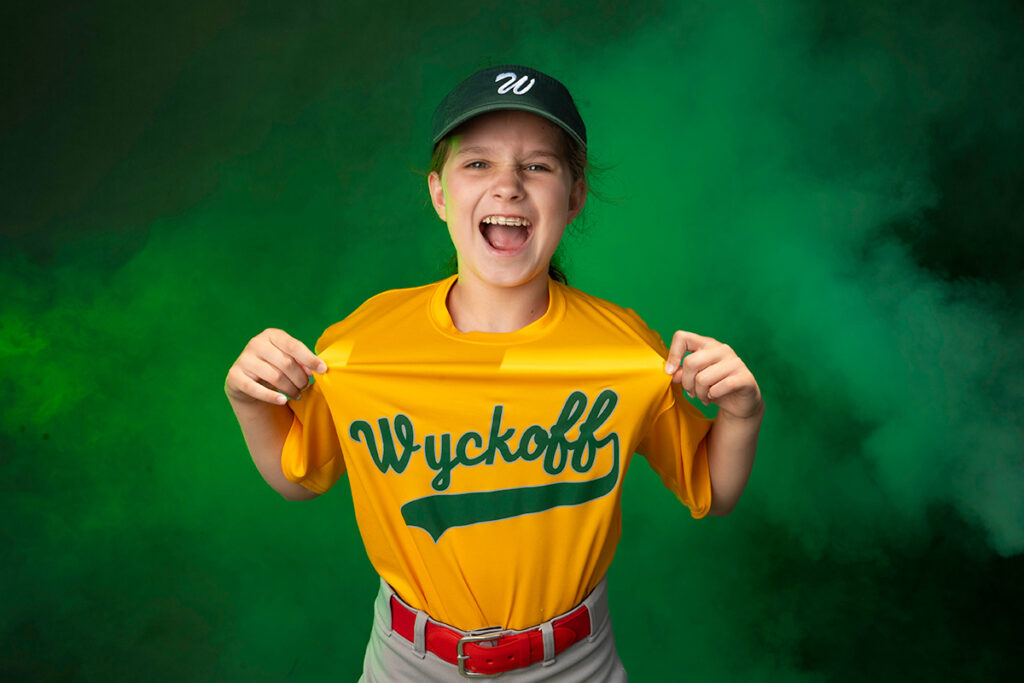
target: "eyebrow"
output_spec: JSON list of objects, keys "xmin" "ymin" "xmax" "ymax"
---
[{"xmin": 454, "ymin": 145, "xmax": 561, "ymax": 159}]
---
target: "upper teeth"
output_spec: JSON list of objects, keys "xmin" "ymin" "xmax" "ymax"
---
[{"xmin": 482, "ymin": 215, "xmax": 531, "ymax": 227}]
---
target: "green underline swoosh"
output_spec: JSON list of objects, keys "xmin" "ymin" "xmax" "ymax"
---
[{"xmin": 401, "ymin": 440, "xmax": 620, "ymax": 542}]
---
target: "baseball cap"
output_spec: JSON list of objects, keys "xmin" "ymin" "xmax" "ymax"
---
[{"xmin": 430, "ymin": 65, "xmax": 586, "ymax": 149}]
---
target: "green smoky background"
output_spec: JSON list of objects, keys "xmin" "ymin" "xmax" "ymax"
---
[{"xmin": 3, "ymin": 0, "xmax": 1023, "ymax": 680}]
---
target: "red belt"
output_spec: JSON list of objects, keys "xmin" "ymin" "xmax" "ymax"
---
[{"xmin": 389, "ymin": 597, "xmax": 592, "ymax": 677}]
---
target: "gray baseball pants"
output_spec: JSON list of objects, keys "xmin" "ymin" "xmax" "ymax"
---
[{"xmin": 359, "ymin": 577, "xmax": 628, "ymax": 682}]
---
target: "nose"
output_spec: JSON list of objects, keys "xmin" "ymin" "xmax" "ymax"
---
[{"xmin": 491, "ymin": 165, "xmax": 524, "ymax": 201}]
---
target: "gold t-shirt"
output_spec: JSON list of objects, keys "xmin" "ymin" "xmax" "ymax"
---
[{"xmin": 282, "ymin": 275, "xmax": 712, "ymax": 630}]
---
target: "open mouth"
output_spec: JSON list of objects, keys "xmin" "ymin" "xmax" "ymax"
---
[{"xmin": 479, "ymin": 215, "xmax": 533, "ymax": 253}]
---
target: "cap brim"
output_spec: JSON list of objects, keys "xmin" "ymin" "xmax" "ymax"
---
[{"xmin": 431, "ymin": 102, "xmax": 587, "ymax": 149}]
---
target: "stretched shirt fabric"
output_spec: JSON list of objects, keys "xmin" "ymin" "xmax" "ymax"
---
[{"xmin": 282, "ymin": 275, "xmax": 713, "ymax": 631}]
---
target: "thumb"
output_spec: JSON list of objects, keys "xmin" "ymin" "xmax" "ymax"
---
[{"xmin": 664, "ymin": 329, "xmax": 713, "ymax": 373}]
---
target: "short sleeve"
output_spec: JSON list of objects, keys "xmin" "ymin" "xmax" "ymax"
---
[
  {"xmin": 281, "ymin": 378, "xmax": 346, "ymax": 494},
  {"xmin": 636, "ymin": 382, "xmax": 714, "ymax": 518}
]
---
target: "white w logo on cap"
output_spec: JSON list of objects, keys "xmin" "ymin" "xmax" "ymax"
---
[{"xmin": 495, "ymin": 72, "xmax": 535, "ymax": 95}]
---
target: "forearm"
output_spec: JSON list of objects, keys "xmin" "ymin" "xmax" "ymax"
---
[
  {"xmin": 226, "ymin": 388, "xmax": 320, "ymax": 501},
  {"xmin": 705, "ymin": 404, "xmax": 763, "ymax": 516}
]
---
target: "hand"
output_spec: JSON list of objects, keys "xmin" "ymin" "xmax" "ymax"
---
[
  {"xmin": 225, "ymin": 328, "xmax": 327, "ymax": 405},
  {"xmin": 664, "ymin": 330, "xmax": 763, "ymax": 420}
]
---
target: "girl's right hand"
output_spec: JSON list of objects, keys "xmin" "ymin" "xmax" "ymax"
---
[{"xmin": 225, "ymin": 329, "xmax": 328, "ymax": 405}]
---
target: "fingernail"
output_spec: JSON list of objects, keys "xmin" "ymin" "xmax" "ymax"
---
[
  {"xmin": 664, "ymin": 362, "xmax": 674, "ymax": 373},
  {"xmin": 685, "ymin": 390, "xmax": 694, "ymax": 399},
  {"xmin": 276, "ymin": 394, "xmax": 287, "ymax": 404},
  {"xmin": 317, "ymin": 363, "xmax": 327, "ymax": 374}
]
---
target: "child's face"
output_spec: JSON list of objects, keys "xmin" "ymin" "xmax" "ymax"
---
[{"xmin": 428, "ymin": 110, "xmax": 586, "ymax": 291}]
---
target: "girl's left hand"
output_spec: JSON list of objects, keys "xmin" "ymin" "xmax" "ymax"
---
[{"xmin": 664, "ymin": 330, "xmax": 763, "ymax": 420}]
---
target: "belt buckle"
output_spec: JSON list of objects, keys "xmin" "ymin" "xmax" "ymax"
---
[{"xmin": 457, "ymin": 626, "xmax": 504, "ymax": 678}]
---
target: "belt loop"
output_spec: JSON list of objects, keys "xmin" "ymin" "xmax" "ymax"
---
[
  {"xmin": 586, "ymin": 608, "xmax": 597, "ymax": 643},
  {"xmin": 585, "ymin": 578, "xmax": 607, "ymax": 643},
  {"xmin": 380, "ymin": 578, "xmax": 394, "ymax": 636},
  {"xmin": 540, "ymin": 620, "xmax": 556, "ymax": 666},
  {"xmin": 412, "ymin": 610, "xmax": 428, "ymax": 658}
]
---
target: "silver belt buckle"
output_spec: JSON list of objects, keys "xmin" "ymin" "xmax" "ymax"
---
[{"xmin": 457, "ymin": 626, "xmax": 504, "ymax": 678}]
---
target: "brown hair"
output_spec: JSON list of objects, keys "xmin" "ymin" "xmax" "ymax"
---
[{"xmin": 430, "ymin": 123, "xmax": 588, "ymax": 284}]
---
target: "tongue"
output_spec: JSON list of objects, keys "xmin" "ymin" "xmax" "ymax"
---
[{"xmin": 483, "ymin": 223, "xmax": 528, "ymax": 251}]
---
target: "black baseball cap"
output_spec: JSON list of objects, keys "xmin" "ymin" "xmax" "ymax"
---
[{"xmin": 430, "ymin": 65, "xmax": 587, "ymax": 149}]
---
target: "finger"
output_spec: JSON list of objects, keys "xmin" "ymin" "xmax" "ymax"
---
[
  {"xmin": 677, "ymin": 346, "xmax": 727, "ymax": 397},
  {"xmin": 706, "ymin": 372, "xmax": 760, "ymax": 414},
  {"xmin": 694, "ymin": 357, "xmax": 742, "ymax": 405},
  {"xmin": 664, "ymin": 330, "xmax": 715, "ymax": 374},
  {"xmin": 238, "ymin": 355, "xmax": 306, "ymax": 399},
  {"xmin": 706, "ymin": 374, "xmax": 740, "ymax": 403},
  {"xmin": 228, "ymin": 366, "xmax": 289, "ymax": 405},
  {"xmin": 255, "ymin": 343, "xmax": 314, "ymax": 395},
  {"xmin": 267, "ymin": 329, "xmax": 327, "ymax": 374}
]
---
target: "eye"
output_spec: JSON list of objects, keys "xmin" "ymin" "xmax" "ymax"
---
[
  {"xmin": 466, "ymin": 160, "xmax": 488, "ymax": 169},
  {"xmin": 525, "ymin": 163, "xmax": 551, "ymax": 172}
]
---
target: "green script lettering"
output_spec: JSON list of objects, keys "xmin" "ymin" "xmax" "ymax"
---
[
  {"xmin": 514, "ymin": 425, "xmax": 549, "ymax": 462},
  {"xmin": 481, "ymin": 406, "xmax": 516, "ymax": 465},
  {"xmin": 573, "ymin": 390, "xmax": 618, "ymax": 472},
  {"xmin": 424, "ymin": 433, "xmax": 454, "ymax": 491},
  {"xmin": 349, "ymin": 415, "xmax": 417, "ymax": 474},
  {"xmin": 347, "ymin": 390, "xmax": 620, "ymax": 492},
  {"xmin": 543, "ymin": 391, "xmax": 588, "ymax": 475}
]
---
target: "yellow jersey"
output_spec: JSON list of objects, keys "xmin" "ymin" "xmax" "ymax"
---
[{"xmin": 282, "ymin": 275, "xmax": 712, "ymax": 630}]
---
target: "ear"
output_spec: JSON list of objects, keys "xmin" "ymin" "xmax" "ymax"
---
[
  {"xmin": 566, "ymin": 178, "xmax": 587, "ymax": 224},
  {"xmin": 428, "ymin": 171, "xmax": 447, "ymax": 222}
]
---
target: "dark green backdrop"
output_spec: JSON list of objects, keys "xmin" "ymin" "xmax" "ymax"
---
[{"xmin": 3, "ymin": 1, "xmax": 1022, "ymax": 680}]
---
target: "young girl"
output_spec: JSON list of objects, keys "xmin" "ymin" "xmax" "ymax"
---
[{"xmin": 225, "ymin": 65, "xmax": 762, "ymax": 681}]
